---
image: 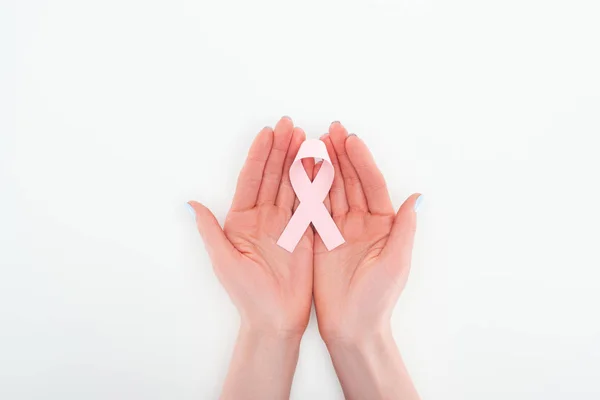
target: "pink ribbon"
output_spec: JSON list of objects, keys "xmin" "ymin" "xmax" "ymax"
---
[{"xmin": 277, "ymin": 139, "xmax": 345, "ymax": 252}]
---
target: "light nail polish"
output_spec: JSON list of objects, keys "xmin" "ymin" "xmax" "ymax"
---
[
  {"xmin": 414, "ymin": 195, "xmax": 423, "ymax": 212},
  {"xmin": 186, "ymin": 203, "xmax": 196, "ymax": 218}
]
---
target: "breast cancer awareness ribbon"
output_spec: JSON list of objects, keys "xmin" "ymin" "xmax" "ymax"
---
[{"xmin": 277, "ymin": 139, "xmax": 345, "ymax": 252}]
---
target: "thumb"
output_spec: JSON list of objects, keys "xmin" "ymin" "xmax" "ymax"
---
[
  {"xmin": 187, "ymin": 201, "xmax": 237, "ymax": 262},
  {"xmin": 382, "ymin": 193, "xmax": 422, "ymax": 273}
]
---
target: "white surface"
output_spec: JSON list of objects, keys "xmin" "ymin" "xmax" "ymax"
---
[{"xmin": 2, "ymin": 1, "xmax": 600, "ymax": 399}]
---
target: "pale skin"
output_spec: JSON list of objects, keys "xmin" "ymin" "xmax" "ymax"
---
[{"xmin": 188, "ymin": 117, "xmax": 421, "ymax": 400}]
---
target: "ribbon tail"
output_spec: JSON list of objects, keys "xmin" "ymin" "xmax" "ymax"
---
[
  {"xmin": 311, "ymin": 205, "xmax": 345, "ymax": 251},
  {"xmin": 276, "ymin": 203, "xmax": 311, "ymax": 252}
]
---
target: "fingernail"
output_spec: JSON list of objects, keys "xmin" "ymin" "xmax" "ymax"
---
[
  {"xmin": 330, "ymin": 121, "xmax": 340, "ymax": 126},
  {"xmin": 348, "ymin": 133, "xmax": 357, "ymax": 138},
  {"xmin": 414, "ymin": 195, "xmax": 423, "ymax": 212},
  {"xmin": 282, "ymin": 116, "xmax": 293, "ymax": 123},
  {"xmin": 186, "ymin": 203, "xmax": 196, "ymax": 218}
]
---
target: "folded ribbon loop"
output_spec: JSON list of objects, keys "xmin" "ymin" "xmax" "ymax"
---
[{"xmin": 277, "ymin": 139, "xmax": 345, "ymax": 252}]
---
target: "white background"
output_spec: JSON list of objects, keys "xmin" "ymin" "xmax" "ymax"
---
[{"xmin": 1, "ymin": 0, "xmax": 600, "ymax": 399}]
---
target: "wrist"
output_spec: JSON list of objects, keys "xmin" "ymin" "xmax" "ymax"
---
[
  {"xmin": 238, "ymin": 312, "xmax": 308, "ymax": 341},
  {"xmin": 321, "ymin": 319, "xmax": 393, "ymax": 348},
  {"xmin": 221, "ymin": 323, "xmax": 303, "ymax": 399},
  {"xmin": 238, "ymin": 323, "xmax": 304, "ymax": 348},
  {"xmin": 323, "ymin": 326, "xmax": 420, "ymax": 400},
  {"xmin": 324, "ymin": 325, "xmax": 395, "ymax": 355}
]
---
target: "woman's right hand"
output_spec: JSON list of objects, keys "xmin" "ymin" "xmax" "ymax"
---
[{"xmin": 313, "ymin": 122, "xmax": 421, "ymax": 400}]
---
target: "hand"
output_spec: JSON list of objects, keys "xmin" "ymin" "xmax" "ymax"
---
[
  {"xmin": 314, "ymin": 122, "xmax": 420, "ymax": 341},
  {"xmin": 188, "ymin": 117, "xmax": 315, "ymax": 399},
  {"xmin": 189, "ymin": 117, "xmax": 314, "ymax": 336},
  {"xmin": 313, "ymin": 122, "xmax": 421, "ymax": 399}
]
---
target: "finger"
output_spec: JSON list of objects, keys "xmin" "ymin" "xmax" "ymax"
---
[
  {"xmin": 275, "ymin": 127, "xmax": 306, "ymax": 210},
  {"xmin": 312, "ymin": 161, "xmax": 331, "ymax": 213},
  {"xmin": 381, "ymin": 193, "xmax": 421, "ymax": 276},
  {"xmin": 231, "ymin": 127, "xmax": 274, "ymax": 211},
  {"xmin": 188, "ymin": 201, "xmax": 238, "ymax": 265},
  {"xmin": 328, "ymin": 122, "xmax": 368, "ymax": 212},
  {"xmin": 345, "ymin": 135, "xmax": 394, "ymax": 215},
  {"xmin": 257, "ymin": 117, "xmax": 294, "ymax": 205},
  {"xmin": 321, "ymin": 133, "xmax": 348, "ymax": 217},
  {"xmin": 293, "ymin": 157, "xmax": 315, "ymax": 212}
]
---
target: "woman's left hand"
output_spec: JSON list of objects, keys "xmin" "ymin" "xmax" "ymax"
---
[
  {"xmin": 188, "ymin": 117, "xmax": 314, "ymax": 337},
  {"xmin": 188, "ymin": 117, "xmax": 315, "ymax": 399}
]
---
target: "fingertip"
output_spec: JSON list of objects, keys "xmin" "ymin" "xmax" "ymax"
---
[
  {"xmin": 385, "ymin": 194, "xmax": 421, "ymax": 257},
  {"xmin": 293, "ymin": 127, "xmax": 306, "ymax": 140},
  {"xmin": 398, "ymin": 193, "xmax": 422, "ymax": 216},
  {"xmin": 257, "ymin": 125, "xmax": 274, "ymax": 145},
  {"xmin": 322, "ymin": 134, "xmax": 339, "ymax": 166},
  {"xmin": 344, "ymin": 133, "xmax": 373, "ymax": 165},
  {"xmin": 260, "ymin": 125, "xmax": 274, "ymax": 134},
  {"xmin": 413, "ymin": 193, "xmax": 423, "ymax": 213},
  {"xmin": 302, "ymin": 157, "xmax": 315, "ymax": 176},
  {"xmin": 187, "ymin": 200, "xmax": 201, "ymax": 209},
  {"xmin": 329, "ymin": 121, "xmax": 347, "ymax": 135},
  {"xmin": 344, "ymin": 133, "xmax": 362, "ymax": 149},
  {"xmin": 187, "ymin": 201, "xmax": 212, "ymax": 232},
  {"xmin": 186, "ymin": 202, "xmax": 197, "ymax": 218},
  {"xmin": 276, "ymin": 116, "xmax": 294, "ymax": 130},
  {"xmin": 313, "ymin": 160, "xmax": 323, "ymax": 179},
  {"xmin": 345, "ymin": 133, "xmax": 359, "ymax": 146},
  {"xmin": 188, "ymin": 200, "xmax": 210, "ymax": 217},
  {"xmin": 329, "ymin": 122, "xmax": 349, "ymax": 154},
  {"xmin": 273, "ymin": 118, "xmax": 294, "ymax": 149}
]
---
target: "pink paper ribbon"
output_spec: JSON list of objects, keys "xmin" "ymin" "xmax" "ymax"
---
[{"xmin": 277, "ymin": 139, "xmax": 345, "ymax": 252}]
